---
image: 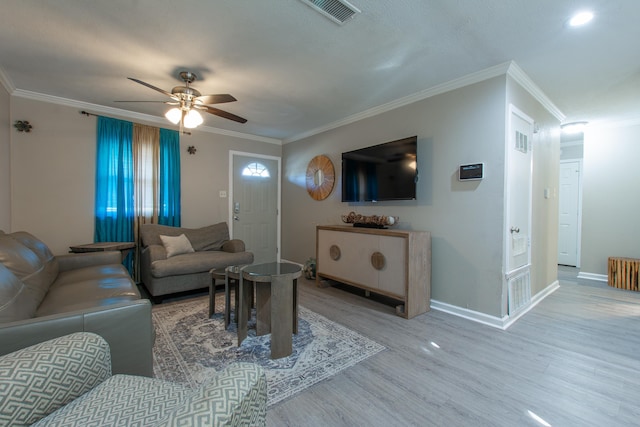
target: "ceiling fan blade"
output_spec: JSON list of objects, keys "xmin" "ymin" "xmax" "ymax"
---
[
  {"xmin": 195, "ymin": 94, "xmax": 237, "ymax": 105},
  {"xmin": 201, "ymin": 105, "xmax": 247, "ymax": 123},
  {"xmin": 128, "ymin": 77, "xmax": 179, "ymax": 100},
  {"xmin": 113, "ymin": 100, "xmax": 172, "ymax": 103}
]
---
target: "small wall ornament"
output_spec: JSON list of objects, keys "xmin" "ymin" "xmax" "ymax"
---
[
  {"xmin": 14, "ymin": 120, "xmax": 33, "ymax": 132},
  {"xmin": 187, "ymin": 146, "xmax": 197, "ymax": 155}
]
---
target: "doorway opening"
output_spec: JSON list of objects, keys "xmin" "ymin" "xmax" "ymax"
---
[{"xmin": 558, "ymin": 132, "xmax": 584, "ymax": 268}]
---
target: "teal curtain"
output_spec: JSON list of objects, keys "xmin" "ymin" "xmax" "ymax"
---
[
  {"xmin": 158, "ymin": 128, "xmax": 181, "ymax": 226},
  {"xmin": 95, "ymin": 117, "xmax": 134, "ymax": 272}
]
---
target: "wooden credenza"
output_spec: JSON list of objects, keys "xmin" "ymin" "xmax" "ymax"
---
[{"xmin": 316, "ymin": 225, "xmax": 431, "ymax": 319}]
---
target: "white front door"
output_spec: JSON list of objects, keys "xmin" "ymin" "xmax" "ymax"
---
[
  {"xmin": 230, "ymin": 152, "xmax": 280, "ymax": 264},
  {"xmin": 558, "ymin": 160, "xmax": 581, "ymax": 266}
]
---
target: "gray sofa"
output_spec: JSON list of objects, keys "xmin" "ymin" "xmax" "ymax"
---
[
  {"xmin": 139, "ymin": 222, "xmax": 253, "ymax": 300},
  {"xmin": 0, "ymin": 230, "xmax": 153, "ymax": 377},
  {"xmin": 0, "ymin": 332, "xmax": 267, "ymax": 426}
]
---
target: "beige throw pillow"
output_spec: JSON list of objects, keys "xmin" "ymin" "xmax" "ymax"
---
[{"xmin": 160, "ymin": 234, "xmax": 195, "ymax": 258}]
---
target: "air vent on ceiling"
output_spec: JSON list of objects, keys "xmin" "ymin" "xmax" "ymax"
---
[{"xmin": 298, "ymin": 0, "xmax": 360, "ymax": 25}]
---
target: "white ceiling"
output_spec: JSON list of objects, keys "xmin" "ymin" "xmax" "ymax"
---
[{"xmin": 1, "ymin": 0, "xmax": 639, "ymax": 142}]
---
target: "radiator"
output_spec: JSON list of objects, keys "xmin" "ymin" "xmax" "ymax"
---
[{"xmin": 508, "ymin": 270, "xmax": 531, "ymax": 315}]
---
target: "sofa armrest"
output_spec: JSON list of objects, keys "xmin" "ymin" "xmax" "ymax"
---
[
  {"xmin": 142, "ymin": 244, "xmax": 167, "ymax": 263},
  {"xmin": 0, "ymin": 300, "xmax": 154, "ymax": 377},
  {"xmin": 161, "ymin": 363, "xmax": 267, "ymax": 427},
  {"xmin": 0, "ymin": 332, "xmax": 111, "ymax": 426},
  {"xmin": 221, "ymin": 239, "xmax": 246, "ymax": 253},
  {"xmin": 56, "ymin": 251, "xmax": 122, "ymax": 271}
]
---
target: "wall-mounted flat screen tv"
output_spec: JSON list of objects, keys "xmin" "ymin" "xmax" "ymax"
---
[{"xmin": 342, "ymin": 136, "xmax": 418, "ymax": 202}]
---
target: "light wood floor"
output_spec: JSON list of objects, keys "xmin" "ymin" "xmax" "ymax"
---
[{"xmin": 267, "ymin": 269, "xmax": 640, "ymax": 426}]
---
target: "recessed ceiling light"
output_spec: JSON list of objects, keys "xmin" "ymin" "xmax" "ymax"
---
[{"xmin": 569, "ymin": 11, "xmax": 594, "ymax": 27}]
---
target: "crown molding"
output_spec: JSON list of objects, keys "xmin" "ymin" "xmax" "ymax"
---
[
  {"xmin": 285, "ymin": 61, "xmax": 569, "ymax": 144},
  {"xmin": 11, "ymin": 88, "xmax": 282, "ymax": 145},
  {"xmin": 196, "ymin": 124, "xmax": 281, "ymax": 145},
  {"xmin": 506, "ymin": 61, "xmax": 565, "ymax": 121},
  {"xmin": 6, "ymin": 61, "xmax": 568, "ymax": 146},
  {"xmin": 0, "ymin": 66, "xmax": 15, "ymax": 93},
  {"xmin": 285, "ymin": 62, "xmax": 514, "ymax": 143}
]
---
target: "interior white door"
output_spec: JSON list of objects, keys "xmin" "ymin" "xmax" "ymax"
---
[
  {"xmin": 558, "ymin": 160, "xmax": 581, "ymax": 266},
  {"xmin": 230, "ymin": 153, "xmax": 280, "ymax": 264},
  {"xmin": 506, "ymin": 106, "xmax": 533, "ymax": 274}
]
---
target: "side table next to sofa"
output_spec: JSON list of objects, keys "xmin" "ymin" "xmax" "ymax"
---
[{"xmin": 69, "ymin": 241, "xmax": 135, "ymax": 262}]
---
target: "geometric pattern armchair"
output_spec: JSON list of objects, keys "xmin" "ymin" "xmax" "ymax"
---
[{"xmin": 0, "ymin": 332, "xmax": 267, "ymax": 427}]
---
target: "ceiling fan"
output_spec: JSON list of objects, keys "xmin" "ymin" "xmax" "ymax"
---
[{"xmin": 118, "ymin": 71, "xmax": 247, "ymax": 130}]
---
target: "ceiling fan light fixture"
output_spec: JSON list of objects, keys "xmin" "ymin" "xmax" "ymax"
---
[
  {"xmin": 165, "ymin": 107, "xmax": 182, "ymax": 124},
  {"xmin": 126, "ymin": 72, "xmax": 246, "ymax": 126},
  {"xmin": 183, "ymin": 109, "xmax": 203, "ymax": 128}
]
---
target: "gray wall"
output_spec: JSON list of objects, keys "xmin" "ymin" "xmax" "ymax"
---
[
  {"xmin": 3, "ymin": 72, "xmax": 636, "ymax": 313},
  {"xmin": 0, "ymin": 84, "xmax": 9, "ymax": 231},
  {"xmin": 8, "ymin": 96, "xmax": 281, "ymax": 255},
  {"xmin": 581, "ymin": 122, "xmax": 640, "ymax": 275},
  {"xmin": 283, "ymin": 75, "xmax": 538, "ymax": 318}
]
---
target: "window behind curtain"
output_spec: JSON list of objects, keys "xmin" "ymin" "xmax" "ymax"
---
[
  {"xmin": 95, "ymin": 117, "xmax": 180, "ymax": 278},
  {"xmin": 134, "ymin": 124, "xmax": 159, "ymax": 222}
]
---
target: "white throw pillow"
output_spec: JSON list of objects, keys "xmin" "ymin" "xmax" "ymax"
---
[{"xmin": 160, "ymin": 234, "xmax": 195, "ymax": 258}]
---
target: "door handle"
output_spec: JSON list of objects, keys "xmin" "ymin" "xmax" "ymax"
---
[
  {"xmin": 234, "ymin": 215, "xmax": 240, "ymax": 221},
  {"xmin": 510, "ymin": 226, "xmax": 520, "ymax": 234}
]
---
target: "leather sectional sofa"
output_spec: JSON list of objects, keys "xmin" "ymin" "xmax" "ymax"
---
[
  {"xmin": 0, "ymin": 230, "xmax": 153, "ymax": 377},
  {"xmin": 139, "ymin": 222, "xmax": 253, "ymax": 301}
]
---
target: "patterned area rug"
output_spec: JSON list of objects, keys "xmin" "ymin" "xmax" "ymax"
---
[{"xmin": 152, "ymin": 294, "xmax": 385, "ymax": 407}]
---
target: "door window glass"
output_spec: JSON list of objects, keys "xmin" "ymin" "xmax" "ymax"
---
[{"xmin": 242, "ymin": 162, "xmax": 270, "ymax": 178}]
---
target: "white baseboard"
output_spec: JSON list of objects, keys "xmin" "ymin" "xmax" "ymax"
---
[
  {"xmin": 429, "ymin": 300, "xmax": 509, "ymax": 330},
  {"xmin": 502, "ymin": 280, "xmax": 560, "ymax": 329},
  {"xmin": 577, "ymin": 272, "xmax": 608, "ymax": 282},
  {"xmin": 431, "ymin": 280, "xmax": 560, "ymax": 330}
]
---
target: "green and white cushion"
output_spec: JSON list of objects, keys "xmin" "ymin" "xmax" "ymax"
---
[
  {"xmin": 35, "ymin": 364, "xmax": 266, "ymax": 427},
  {"xmin": 0, "ymin": 332, "xmax": 267, "ymax": 427},
  {"xmin": 33, "ymin": 375, "xmax": 192, "ymax": 427},
  {"xmin": 162, "ymin": 363, "xmax": 267, "ymax": 427},
  {"xmin": 0, "ymin": 332, "xmax": 111, "ymax": 426}
]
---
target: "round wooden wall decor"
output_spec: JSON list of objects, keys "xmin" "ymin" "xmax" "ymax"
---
[{"xmin": 306, "ymin": 155, "xmax": 335, "ymax": 201}]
